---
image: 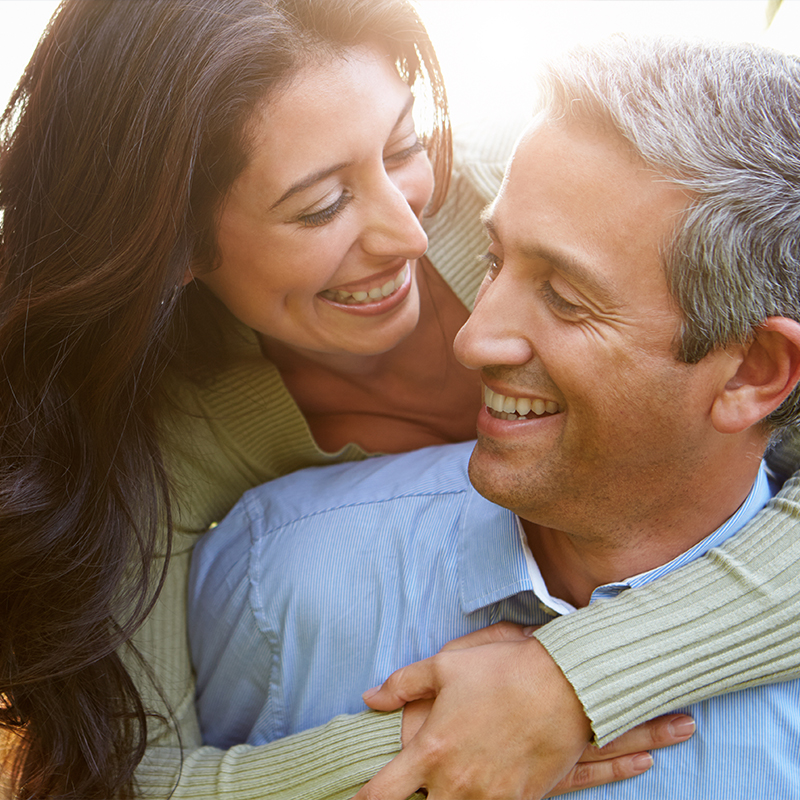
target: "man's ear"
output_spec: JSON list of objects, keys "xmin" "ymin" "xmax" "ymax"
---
[{"xmin": 711, "ymin": 317, "xmax": 800, "ymax": 434}]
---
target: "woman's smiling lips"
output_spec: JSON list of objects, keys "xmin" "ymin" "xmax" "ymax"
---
[{"xmin": 318, "ymin": 261, "xmax": 413, "ymax": 316}]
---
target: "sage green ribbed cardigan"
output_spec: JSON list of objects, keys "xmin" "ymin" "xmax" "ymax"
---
[{"xmin": 130, "ymin": 117, "xmax": 800, "ymax": 798}]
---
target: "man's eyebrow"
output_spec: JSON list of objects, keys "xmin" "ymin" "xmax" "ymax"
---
[
  {"xmin": 270, "ymin": 94, "xmax": 416, "ymax": 211},
  {"xmin": 480, "ymin": 208, "xmax": 497, "ymax": 239},
  {"xmin": 481, "ymin": 214, "xmax": 616, "ymax": 307}
]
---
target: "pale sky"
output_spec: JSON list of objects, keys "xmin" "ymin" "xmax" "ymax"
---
[{"xmin": 0, "ymin": 1, "xmax": 797, "ymax": 124}]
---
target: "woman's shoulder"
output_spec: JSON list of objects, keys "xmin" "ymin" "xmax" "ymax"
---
[
  {"xmin": 158, "ymin": 326, "xmax": 368, "ymax": 535},
  {"xmin": 450, "ymin": 113, "xmax": 531, "ymax": 203}
]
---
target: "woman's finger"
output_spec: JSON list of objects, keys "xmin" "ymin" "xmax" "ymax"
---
[
  {"xmin": 439, "ymin": 621, "xmax": 538, "ymax": 652},
  {"xmin": 545, "ymin": 752, "xmax": 654, "ymax": 797},
  {"xmin": 578, "ymin": 714, "xmax": 695, "ymax": 762}
]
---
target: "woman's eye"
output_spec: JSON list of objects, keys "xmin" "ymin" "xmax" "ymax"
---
[
  {"xmin": 297, "ymin": 192, "xmax": 352, "ymax": 227},
  {"xmin": 385, "ymin": 137, "xmax": 426, "ymax": 165},
  {"xmin": 541, "ymin": 281, "xmax": 583, "ymax": 317}
]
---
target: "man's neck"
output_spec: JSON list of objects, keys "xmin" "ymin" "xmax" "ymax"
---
[{"xmin": 521, "ymin": 458, "xmax": 765, "ymax": 609}]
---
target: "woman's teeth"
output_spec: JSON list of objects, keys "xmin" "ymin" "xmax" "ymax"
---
[
  {"xmin": 484, "ymin": 386, "xmax": 561, "ymax": 420},
  {"xmin": 321, "ymin": 265, "xmax": 408, "ymax": 305}
]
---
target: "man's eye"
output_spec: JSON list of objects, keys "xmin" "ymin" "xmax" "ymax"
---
[
  {"xmin": 479, "ymin": 251, "xmax": 502, "ymax": 277},
  {"xmin": 540, "ymin": 281, "xmax": 583, "ymax": 316},
  {"xmin": 297, "ymin": 192, "xmax": 352, "ymax": 227}
]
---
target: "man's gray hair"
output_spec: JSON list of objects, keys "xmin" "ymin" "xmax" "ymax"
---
[{"xmin": 537, "ymin": 36, "xmax": 800, "ymax": 429}]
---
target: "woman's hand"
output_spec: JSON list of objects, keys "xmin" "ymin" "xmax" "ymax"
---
[
  {"xmin": 544, "ymin": 714, "xmax": 693, "ymax": 797},
  {"xmin": 355, "ymin": 623, "xmax": 694, "ymax": 800}
]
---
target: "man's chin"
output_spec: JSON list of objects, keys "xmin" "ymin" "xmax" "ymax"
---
[
  {"xmin": 467, "ymin": 439, "xmax": 562, "ymax": 523},
  {"xmin": 467, "ymin": 442, "xmax": 526, "ymax": 508}
]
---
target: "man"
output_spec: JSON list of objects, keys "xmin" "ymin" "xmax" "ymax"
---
[{"xmin": 189, "ymin": 37, "xmax": 800, "ymax": 798}]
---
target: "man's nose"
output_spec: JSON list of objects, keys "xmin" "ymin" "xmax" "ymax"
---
[{"xmin": 454, "ymin": 270, "xmax": 535, "ymax": 370}]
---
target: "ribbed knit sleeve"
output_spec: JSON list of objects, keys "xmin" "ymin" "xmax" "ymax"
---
[
  {"xmin": 535, "ymin": 475, "xmax": 800, "ymax": 746},
  {"xmin": 135, "ymin": 712, "xmax": 403, "ymax": 800}
]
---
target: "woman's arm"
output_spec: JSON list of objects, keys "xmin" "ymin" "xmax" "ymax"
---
[{"xmin": 136, "ymin": 713, "xmax": 404, "ymax": 800}]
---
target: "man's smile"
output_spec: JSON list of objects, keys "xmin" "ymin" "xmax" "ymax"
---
[{"xmin": 483, "ymin": 384, "xmax": 562, "ymax": 421}]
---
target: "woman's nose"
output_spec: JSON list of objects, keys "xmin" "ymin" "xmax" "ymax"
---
[{"xmin": 360, "ymin": 159, "xmax": 433, "ymax": 260}]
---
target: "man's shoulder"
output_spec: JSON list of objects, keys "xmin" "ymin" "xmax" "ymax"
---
[
  {"xmin": 194, "ymin": 440, "xmax": 476, "ymax": 554},
  {"xmin": 236, "ymin": 440, "xmax": 476, "ymax": 533},
  {"xmin": 190, "ymin": 441, "xmax": 482, "ymax": 630}
]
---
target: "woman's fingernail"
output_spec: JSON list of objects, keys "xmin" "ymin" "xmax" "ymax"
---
[
  {"xmin": 632, "ymin": 753, "xmax": 653, "ymax": 772},
  {"xmin": 669, "ymin": 715, "xmax": 696, "ymax": 738},
  {"xmin": 521, "ymin": 626, "xmax": 537, "ymax": 637},
  {"xmin": 362, "ymin": 686, "xmax": 379, "ymax": 700}
]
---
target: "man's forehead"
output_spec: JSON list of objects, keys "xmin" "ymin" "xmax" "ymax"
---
[{"xmin": 491, "ymin": 118, "xmax": 690, "ymax": 247}]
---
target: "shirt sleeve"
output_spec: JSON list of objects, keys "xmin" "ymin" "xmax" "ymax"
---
[
  {"xmin": 534, "ymin": 473, "xmax": 800, "ymax": 746},
  {"xmin": 188, "ymin": 499, "xmax": 278, "ymax": 748}
]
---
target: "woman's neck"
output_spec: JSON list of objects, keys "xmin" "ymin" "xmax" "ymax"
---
[{"xmin": 262, "ymin": 259, "xmax": 481, "ymax": 454}]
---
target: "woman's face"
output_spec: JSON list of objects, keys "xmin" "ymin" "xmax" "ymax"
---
[{"xmin": 196, "ymin": 45, "xmax": 436, "ymax": 360}]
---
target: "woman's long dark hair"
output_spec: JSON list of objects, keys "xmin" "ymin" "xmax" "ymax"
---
[{"xmin": 0, "ymin": 1, "xmax": 450, "ymax": 797}]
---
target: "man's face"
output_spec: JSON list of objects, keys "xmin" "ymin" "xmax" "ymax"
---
[{"xmin": 454, "ymin": 120, "xmax": 737, "ymax": 537}]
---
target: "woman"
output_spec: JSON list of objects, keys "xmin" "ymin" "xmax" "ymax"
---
[{"xmin": 1, "ymin": 1, "xmax": 799, "ymax": 799}]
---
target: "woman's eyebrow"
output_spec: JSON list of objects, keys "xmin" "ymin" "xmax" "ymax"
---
[
  {"xmin": 270, "ymin": 94, "xmax": 416, "ymax": 211},
  {"xmin": 270, "ymin": 161, "xmax": 352, "ymax": 210}
]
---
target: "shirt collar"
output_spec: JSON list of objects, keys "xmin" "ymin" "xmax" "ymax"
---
[
  {"xmin": 458, "ymin": 486, "xmax": 534, "ymax": 614},
  {"xmin": 458, "ymin": 460, "xmax": 774, "ymax": 616}
]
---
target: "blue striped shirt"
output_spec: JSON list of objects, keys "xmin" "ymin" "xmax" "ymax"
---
[{"xmin": 189, "ymin": 441, "xmax": 798, "ymax": 798}]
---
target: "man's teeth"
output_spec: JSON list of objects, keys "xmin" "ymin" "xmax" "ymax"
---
[
  {"xmin": 484, "ymin": 386, "xmax": 560, "ymax": 420},
  {"xmin": 321, "ymin": 265, "xmax": 408, "ymax": 305}
]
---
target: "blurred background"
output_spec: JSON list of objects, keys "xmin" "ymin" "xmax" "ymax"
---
[
  {"xmin": 0, "ymin": 0, "xmax": 798, "ymax": 126},
  {"xmin": 421, "ymin": 0, "xmax": 799, "ymax": 124}
]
